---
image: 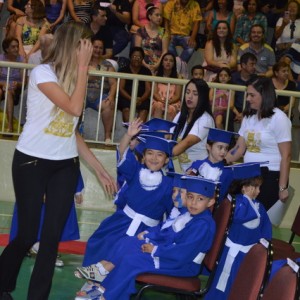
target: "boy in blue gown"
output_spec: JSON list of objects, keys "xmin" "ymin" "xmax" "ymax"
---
[
  {"xmin": 186, "ymin": 128, "xmax": 236, "ymax": 203},
  {"xmin": 77, "ymin": 176, "xmax": 217, "ymax": 300},
  {"xmin": 205, "ymin": 162, "xmax": 272, "ymax": 300},
  {"xmin": 81, "ymin": 119, "xmax": 176, "ymax": 268}
]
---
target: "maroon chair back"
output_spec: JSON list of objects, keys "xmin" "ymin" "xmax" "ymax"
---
[
  {"xmin": 204, "ymin": 197, "xmax": 234, "ymax": 271},
  {"xmin": 228, "ymin": 242, "xmax": 271, "ymax": 300},
  {"xmin": 262, "ymin": 264, "xmax": 298, "ymax": 300}
]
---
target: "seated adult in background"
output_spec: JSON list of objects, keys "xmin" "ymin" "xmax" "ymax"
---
[
  {"xmin": 231, "ymin": 52, "xmax": 257, "ymax": 123},
  {"xmin": 131, "ymin": 0, "xmax": 162, "ymax": 35},
  {"xmin": 44, "ymin": 0, "xmax": 67, "ymax": 32},
  {"xmin": 15, "ymin": 0, "xmax": 50, "ymax": 61},
  {"xmin": 85, "ymin": 38, "xmax": 117, "ymax": 144},
  {"xmin": 0, "ymin": 37, "xmax": 25, "ymax": 133},
  {"xmin": 88, "ymin": 5, "xmax": 113, "ymax": 59},
  {"xmin": 272, "ymin": 61, "xmax": 296, "ymax": 118},
  {"xmin": 234, "ymin": 0, "xmax": 267, "ymax": 45},
  {"xmin": 6, "ymin": 0, "xmax": 27, "ymax": 38},
  {"xmin": 151, "ymin": 52, "xmax": 183, "ymax": 121},
  {"xmin": 118, "ymin": 47, "xmax": 152, "ymax": 123},
  {"xmin": 274, "ymin": 0, "xmax": 300, "ymax": 60},
  {"xmin": 164, "ymin": 0, "xmax": 202, "ymax": 63},
  {"xmin": 135, "ymin": 4, "xmax": 169, "ymax": 75},
  {"xmin": 67, "ymin": 0, "xmax": 94, "ymax": 23},
  {"xmin": 226, "ymin": 77, "xmax": 291, "ymax": 211},
  {"xmin": 206, "ymin": 0, "xmax": 235, "ymax": 38},
  {"xmin": 282, "ymin": 41, "xmax": 300, "ymax": 81},
  {"xmin": 238, "ymin": 24, "xmax": 275, "ymax": 77},
  {"xmin": 28, "ymin": 33, "xmax": 53, "ymax": 65},
  {"xmin": 203, "ymin": 20, "xmax": 237, "ymax": 82},
  {"xmin": 101, "ymin": 0, "xmax": 131, "ymax": 56}
]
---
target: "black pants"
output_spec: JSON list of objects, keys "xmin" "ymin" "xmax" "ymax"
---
[
  {"xmin": 257, "ymin": 167, "xmax": 280, "ymax": 211},
  {"xmin": 0, "ymin": 150, "xmax": 79, "ymax": 300}
]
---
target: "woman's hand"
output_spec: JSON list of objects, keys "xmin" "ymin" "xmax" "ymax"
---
[
  {"xmin": 95, "ymin": 169, "xmax": 117, "ymax": 196},
  {"xmin": 279, "ymin": 189, "xmax": 289, "ymax": 202},
  {"xmin": 77, "ymin": 39, "xmax": 93, "ymax": 69}
]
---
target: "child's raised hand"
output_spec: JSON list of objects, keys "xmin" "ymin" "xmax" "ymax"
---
[
  {"xmin": 141, "ymin": 243, "xmax": 154, "ymax": 253},
  {"xmin": 127, "ymin": 118, "xmax": 143, "ymax": 137},
  {"xmin": 137, "ymin": 231, "xmax": 147, "ymax": 240}
]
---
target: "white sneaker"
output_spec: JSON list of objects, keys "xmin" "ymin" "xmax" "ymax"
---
[
  {"xmin": 75, "ymin": 285, "xmax": 103, "ymax": 300},
  {"xmin": 76, "ymin": 265, "xmax": 107, "ymax": 282},
  {"xmin": 55, "ymin": 258, "xmax": 64, "ymax": 267}
]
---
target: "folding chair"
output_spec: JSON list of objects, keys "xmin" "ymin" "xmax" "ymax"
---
[
  {"xmin": 272, "ymin": 205, "xmax": 300, "ymax": 260},
  {"xmin": 261, "ymin": 259, "xmax": 300, "ymax": 300},
  {"xmin": 134, "ymin": 196, "xmax": 236, "ymax": 300},
  {"xmin": 227, "ymin": 239, "xmax": 273, "ymax": 300}
]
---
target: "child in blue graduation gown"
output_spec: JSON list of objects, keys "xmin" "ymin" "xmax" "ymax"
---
[
  {"xmin": 186, "ymin": 128, "xmax": 236, "ymax": 203},
  {"xmin": 205, "ymin": 163, "xmax": 272, "ymax": 300},
  {"xmin": 81, "ymin": 119, "xmax": 176, "ymax": 268},
  {"xmin": 77, "ymin": 176, "xmax": 217, "ymax": 300}
]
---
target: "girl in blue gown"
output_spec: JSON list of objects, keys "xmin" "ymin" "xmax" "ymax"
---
[{"xmin": 205, "ymin": 162, "xmax": 272, "ymax": 300}]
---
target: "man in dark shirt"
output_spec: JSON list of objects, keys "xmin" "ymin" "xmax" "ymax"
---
[
  {"xmin": 96, "ymin": 0, "xmax": 131, "ymax": 56},
  {"xmin": 88, "ymin": 5, "xmax": 113, "ymax": 59},
  {"xmin": 118, "ymin": 47, "xmax": 152, "ymax": 122},
  {"xmin": 231, "ymin": 52, "xmax": 258, "ymax": 122}
]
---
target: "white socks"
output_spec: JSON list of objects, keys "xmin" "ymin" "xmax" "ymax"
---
[{"xmin": 96, "ymin": 263, "xmax": 109, "ymax": 276}]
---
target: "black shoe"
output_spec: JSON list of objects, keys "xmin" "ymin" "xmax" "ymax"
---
[{"xmin": 0, "ymin": 292, "xmax": 13, "ymax": 300}]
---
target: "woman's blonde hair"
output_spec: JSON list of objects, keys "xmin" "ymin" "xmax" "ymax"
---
[{"xmin": 43, "ymin": 22, "xmax": 92, "ymax": 95}]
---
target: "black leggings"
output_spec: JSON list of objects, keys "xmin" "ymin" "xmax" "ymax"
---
[{"xmin": 0, "ymin": 150, "xmax": 79, "ymax": 300}]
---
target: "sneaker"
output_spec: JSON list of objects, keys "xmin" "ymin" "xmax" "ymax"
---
[
  {"xmin": 75, "ymin": 285, "xmax": 102, "ymax": 300},
  {"xmin": 55, "ymin": 258, "xmax": 64, "ymax": 267},
  {"xmin": 76, "ymin": 265, "xmax": 107, "ymax": 282}
]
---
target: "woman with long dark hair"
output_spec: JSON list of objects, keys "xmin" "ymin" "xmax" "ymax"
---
[
  {"xmin": 151, "ymin": 52, "xmax": 183, "ymax": 120},
  {"xmin": 172, "ymin": 79, "xmax": 215, "ymax": 172},
  {"xmin": 203, "ymin": 20, "xmax": 237, "ymax": 81}
]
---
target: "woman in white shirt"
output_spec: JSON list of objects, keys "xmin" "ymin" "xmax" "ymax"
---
[
  {"xmin": 226, "ymin": 77, "xmax": 291, "ymax": 211},
  {"xmin": 0, "ymin": 22, "xmax": 116, "ymax": 300},
  {"xmin": 172, "ymin": 79, "xmax": 215, "ymax": 172}
]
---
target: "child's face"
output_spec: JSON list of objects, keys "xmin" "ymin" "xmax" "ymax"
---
[
  {"xmin": 186, "ymin": 192, "xmax": 215, "ymax": 215},
  {"xmin": 207, "ymin": 142, "xmax": 229, "ymax": 163},
  {"xmin": 192, "ymin": 69, "xmax": 204, "ymax": 79},
  {"xmin": 143, "ymin": 149, "xmax": 168, "ymax": 171},
  {"xmin": 242, "ymin": 184, "xmax": 261, "ymax": 199},
  {"xmin": 172, "ymin": 187, "xmax": 187, "ymax": 208},
  {"xmin": 218, "ymin": 70, "xmax": 230, "ymax": 84}
]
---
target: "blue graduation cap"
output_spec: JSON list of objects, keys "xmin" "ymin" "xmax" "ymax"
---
[
  {"xmin": 144, "ymin": 118, "xmax": 177, "ymax": 133},
  {"xmin": 207, "ymin": 128, "xmax": 238, "ymax": 144},
  {"xmin": 140, "ymin": 134, "xmax": 177, "ymax": 157},
  {"xmin": 183, "ymin": 176, "xmax": 217, "ymax": 198},
  {"xmin": 167, "ymin": 172, "xmax": 186, "ymax": 188},
  {"xmin": 144, "ymin": 131, "xmax": 174, "ymax": 139},
  {"xmin": 228, "ymin": 162, "xmax": 268, "ymax": 180}
]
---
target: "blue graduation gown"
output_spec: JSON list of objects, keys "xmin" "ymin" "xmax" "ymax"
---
[
  {"xmin": 101, "ymin": 209, "xmax": 216, "ymax": 300},
  {"xmin": 83, "ymin": 149, "xmax": 174, "ymax": 266},
  {"xmin": 205, "ymin": 194, "xmax": 272, "ymax": 300}
]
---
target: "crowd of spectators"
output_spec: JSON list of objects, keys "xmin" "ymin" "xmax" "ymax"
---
[{"xmin": 0, "ymin": 0, "xmax": 299, "ymax": 137}]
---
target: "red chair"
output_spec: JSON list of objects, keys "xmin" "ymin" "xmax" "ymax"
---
[
  {"xmin": 134, "ymin": 197, "xmax": 236, "ymax": 299},
  {"xmin": 272, "ymin": 205, "xmax": 300, "ymax": 260},
  {"xmin": 261, "ymin": 260, "xmax": 299, "ymax": 300},
  {"xmin": 227, "ymin": 239, "xmax": 273, "ymax": 300}
]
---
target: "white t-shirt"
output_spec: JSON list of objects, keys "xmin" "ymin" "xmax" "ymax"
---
[
  {"xmin": 173, "ymin": 112, "xmax": 215, "ymax": 172},
  {"xmin": 17, "ymin": 64, "xmax": 79, "ymax": 160},
  {"xmin": 276, "ymin": 18, "xmax": 300, "ymax": 46},
  {"xmin": 238, "ymin": 108, "xmax": 291, "ymax": 171}
]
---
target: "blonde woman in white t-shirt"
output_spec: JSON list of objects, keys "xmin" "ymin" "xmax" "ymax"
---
[{"xmin": 0, "ymin": 22, "xmax": 117, "ymax": 300}]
